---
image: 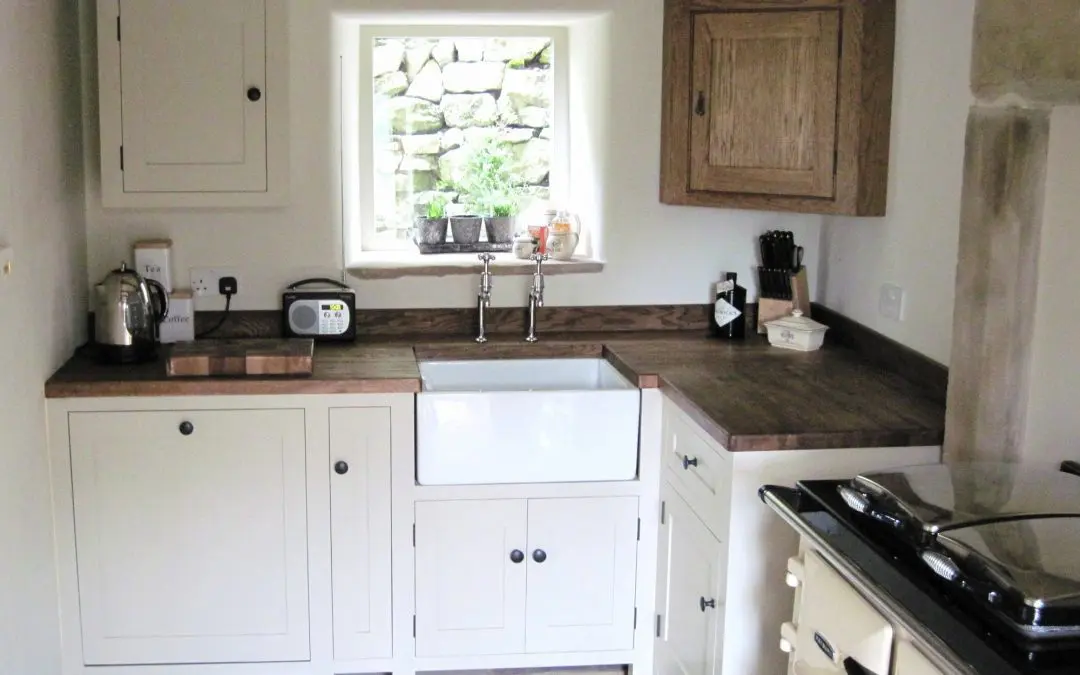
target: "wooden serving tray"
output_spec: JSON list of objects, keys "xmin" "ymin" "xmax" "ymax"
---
[{"xmin": 166, "ymin": 339, "xmax": 315, "ymax": 377}]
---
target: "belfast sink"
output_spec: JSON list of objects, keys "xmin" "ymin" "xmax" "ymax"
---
[{"xmin": 416, "ymin": 358, "xmax": 641, "ymax": 485}]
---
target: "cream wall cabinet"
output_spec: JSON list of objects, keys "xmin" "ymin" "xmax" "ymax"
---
[{"xmin": 96, "ymin": 0, "xmax": 289, "ymax": 207}]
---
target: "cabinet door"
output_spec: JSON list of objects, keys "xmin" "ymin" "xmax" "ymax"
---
[
  {"xmin": 689, "ymin": 10, "xmax": 840, "ymax": 197},
  {"xmin": 525, "ymin": 497, "xmax": 639, "ymax": 653},
  {"xmin": 118, "ymin": 0, "xmax": 267, "ymax": 193},
  {"xmin": 69, "ymin": 409, "xmax": 309, "ymax": 665},
  {"xmin": 656, "ymin": 482, "xmax": 725, "ymax": 675},
  {"xmin": 329, "ymin": 408, "xmax": 392, "ymax": 660},
  {"xmin": 414, "ymin": 499, "xmax": 528, "ymax": 656}
]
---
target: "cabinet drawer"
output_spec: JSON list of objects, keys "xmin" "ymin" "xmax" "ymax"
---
[{"xmin": 663, "ymin": 398, "xmax": 732, "ymax": 541}]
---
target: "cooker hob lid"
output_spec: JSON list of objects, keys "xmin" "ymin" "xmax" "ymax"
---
[
  {"xmin": 840, "ymin": 462, "xmax": 1080, "ymax": 537},
  {"xmin": 928, "ymin": 517, "xmax": 1080, "ymax": 638}
]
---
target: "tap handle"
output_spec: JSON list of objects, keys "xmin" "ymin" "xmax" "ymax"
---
[
  {"xmin": 530, "ymin": 252, "xmax": 549, "ymax": 272},
  {"xmin": 478, "ymin": 252, "xmax": 495, "ymax": 271}
]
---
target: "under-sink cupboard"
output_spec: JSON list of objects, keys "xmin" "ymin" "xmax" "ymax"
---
[{"xmin": 47, "ymin": 383, "xmax": 939, "ymax": 675}]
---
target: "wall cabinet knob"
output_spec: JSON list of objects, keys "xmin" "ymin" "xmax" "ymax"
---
[
  {"xmin": 334, "ymin": 461, "xmax": 349, "ymax": 475},
  {"xmin": 247, "ymin": 86, "xmax": 262, "ymax": 102},
  {"xmin": 178, "ymin": 421, "xmax": 194, "ymax": 436},
  {"xmin": 532, "ymin": 549, "xmax": 547, "ymax": 563},
  {"xmin": 510, "ymin": 549, "xmax": 525, "ymax": 564},
  {"xmin": 700, "ymin": 597, "xmax": 716, "ymax": 611},
  {"xmin": 682, "ymin": 455, "xmax": 698, "ymax": 469}
]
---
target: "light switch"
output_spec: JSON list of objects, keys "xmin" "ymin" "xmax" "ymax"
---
[{"xmin": 879, "ymin": 283, "xmax": 905, "ymax": 321}]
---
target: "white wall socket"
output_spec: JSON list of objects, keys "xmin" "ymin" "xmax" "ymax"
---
[
  {"xmin": 879, "ymin": 283, "xmax": 905, "ymax": 321},
  {"xmin": 190, "ymin": 267, "xmax": 237, "ymax": 296}
]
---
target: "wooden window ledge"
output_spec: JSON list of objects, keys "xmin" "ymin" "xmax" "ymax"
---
[{"xmin": 347, "ymin": 252, "xmax": 605, "ymax": 280}]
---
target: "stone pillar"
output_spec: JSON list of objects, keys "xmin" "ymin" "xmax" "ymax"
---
[
  {"xmin": 944, "ymin": 107, "xmax": 1048, "ymax": 462},
  {"xmin": 944, "ymin": 0, "xmax": 1080, "ymax": 462}
]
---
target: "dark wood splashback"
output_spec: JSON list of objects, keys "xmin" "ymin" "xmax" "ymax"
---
[{"xmin": 192, "ymin": 304, "xmax": 717, "ymax": 339}]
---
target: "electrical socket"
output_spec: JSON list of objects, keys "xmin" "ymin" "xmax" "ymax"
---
[{"xmin": 190, "ymin": 268, "xmax": 239, "ymax": 297}]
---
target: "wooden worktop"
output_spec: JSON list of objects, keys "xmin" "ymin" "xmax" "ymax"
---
[{"xmin": 45, "ymin": 333, "xmax": 945, "ymax": 452}]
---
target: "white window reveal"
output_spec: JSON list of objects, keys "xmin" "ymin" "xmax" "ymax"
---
[{"xmin": 342, "ymin": 26, "xmax": 571, "ymax": 254}]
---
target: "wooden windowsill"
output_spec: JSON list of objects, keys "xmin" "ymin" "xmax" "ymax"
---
[{"xmin": 347, "ymin": 252, "xmax": 605, "ymax": 280}]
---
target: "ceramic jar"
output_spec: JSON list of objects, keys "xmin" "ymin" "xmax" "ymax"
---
[
  {"xmin": 763, "ymin": 310, "xmax": 829, "ymax": 351},
  {"xmin": 512, "ymin": 232, "xmax": 537, "ymax": 259},
  {"xmin": 547, "ymin": 232, "xmax": 579, "ymax": 261}
]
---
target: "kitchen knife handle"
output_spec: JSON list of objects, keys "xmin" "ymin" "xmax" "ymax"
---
[{"xmin": 1061, "ymin": 461, "xmax": 1080, "ymax": 478}]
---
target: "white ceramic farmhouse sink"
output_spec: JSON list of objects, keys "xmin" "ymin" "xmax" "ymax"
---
[{"xmin": 416, "ymin": 358, "xmax": 641, "ymax": 485}]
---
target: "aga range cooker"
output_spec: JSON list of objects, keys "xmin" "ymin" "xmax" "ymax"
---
[{"xmin": 761, "ymin": 462, "xmax": 1080, "ymax": 675}]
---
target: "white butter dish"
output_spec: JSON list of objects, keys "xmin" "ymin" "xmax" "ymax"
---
[{"xmin": 764, "ymin": 310, "xmax": 828, "ymax": 352}]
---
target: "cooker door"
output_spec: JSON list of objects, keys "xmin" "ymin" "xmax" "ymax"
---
[{"xmin": 792, "ymin": 550, "xmax": 894, "ymax": 675}]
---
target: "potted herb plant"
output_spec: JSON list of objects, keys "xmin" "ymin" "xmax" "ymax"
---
[
  {"xmin": 456, "ymin": 136, "xmax": 525, "ymax": 245},
  {"xmin": 484, "ymin": 201, "xmax": 517, "ymax": 244},
  {"xmin": 414, "ymin": 195, "xmax": 449, "ymax": 245}
]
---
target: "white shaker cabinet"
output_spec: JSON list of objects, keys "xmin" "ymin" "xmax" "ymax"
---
[
  {"xmin": 893, "ymin": 640, "xmax": 948, "ymax": 675},
  {"xmin": 68, "ymin": 408, "xmax": 310, "ymax": 665},
  {"xmin": 329, "ymin": 407, "xmax": 393, "ymax": 660},
  {"xmin": 414, "ymin": 497, "xmax": 640, "ymax": 658},
  {"xmin": 525, "ymin": 496, "xmax": 640, "ymax": 654},
  {"xmin": 414, "ymin": 499, "xmax": 529, "ymax": 657},
  {"xmin": 655, "ymin": 480, "xmax": 725, "ymax": 675},
  {"xmin": 97, "ymin": 0, "xmax": 289, "ymax": 207}
]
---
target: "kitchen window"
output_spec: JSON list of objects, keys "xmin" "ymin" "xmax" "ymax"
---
[{"xmin": 341, "ymin": 25, "xmax": 571, "ymax": 254}]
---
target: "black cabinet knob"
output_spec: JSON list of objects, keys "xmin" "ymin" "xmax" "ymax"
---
[
  {"xmin": 178, "ymin": 421, "xmax": 194, "ymax": 436},
  {"xmin": 532, "ymin": 549, "xmax": 547, "ymax": 563},
  {"xmin": 247, "ymin": 86, "xmax": 262, "ymax": 102},
  {"xmin": 334, "ymin": 461, "xmax": 349, "ymax": 475},
  {"xmin": 510, "ymin": 549, "xmax": 525, "ymax": 564},
  {"xmin": 682, "ymin": 455, "xmax": 698, "ymax": 470},
  {"xmin": 700, "ymin": 597, "xmax": 716, "ymax": 612},
  {"xmin": 695, "ymin": 91, "xmax": 706, "ymax": 116}
]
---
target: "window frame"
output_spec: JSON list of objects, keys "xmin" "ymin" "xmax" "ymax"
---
[{"xmin": 341, "ymin": 24, "xmax": 571, "ymax": 254}]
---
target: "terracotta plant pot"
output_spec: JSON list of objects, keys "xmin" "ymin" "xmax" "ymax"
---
[
  {"xmin": 484, "ymin": 216, "xmax": 515, "ymax": 244},
  {"xmin": 449, "ymin": 215, "xmax": 482, "ymax": 244},
  {"xmin": 415, "ymin": 217, "xmax": 448, "ymax": 245}
]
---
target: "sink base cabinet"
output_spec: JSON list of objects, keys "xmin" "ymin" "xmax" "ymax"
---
[
  {"xmin": 67, "ymin": 408, "xmax": 310, "ymax": 666},
  {"xmin": 414, "ymin": 497, "xmax": 640, "ymax": 659}
]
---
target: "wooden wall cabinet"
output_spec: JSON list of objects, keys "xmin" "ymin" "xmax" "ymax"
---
[{"xmin": 660, "ymin": 0, "xmax": 896, "ymax": 216}]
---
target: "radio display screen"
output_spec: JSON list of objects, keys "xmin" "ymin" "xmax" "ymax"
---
[{"xmin": 321, "ymin": 303, "xmax": 345, "ymax": 311}]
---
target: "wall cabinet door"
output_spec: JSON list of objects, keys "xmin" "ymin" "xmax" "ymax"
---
[
  {"xmin": 660, "ymin": 0, "xmax": 896, "ymax": 216},
  {"xmin": 329, "ymin": 408, "xmax": 392, "ymax": 660},
  {"xmin": 525, "ymin": 497, "xmax": 639, "ymax": 653},
  {"xmin": 690, "ymin": 11, "xmax": 840, "ymax": 198},
  {"xmin": 414, "ymin": 499, "xmax": 528, "ymax": 657},
  {"xmin": 117, "ymin": 0, "xmax": 267, "ymax": 193},
  {"xmin": 655, "ymin": 481, "xmax": 725, "ymax": 675},
  {"xmin": 68, "ymin": 409, "xmax": 309, "ymax": 665}
]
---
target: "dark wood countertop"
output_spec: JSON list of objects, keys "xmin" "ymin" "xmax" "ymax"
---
[{"xmin": 45, "ymin": 333, "xmax": 945, "ymax": 452}]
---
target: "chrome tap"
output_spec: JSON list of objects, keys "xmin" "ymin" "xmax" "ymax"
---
[
  {"xmin": 476, "ymin": 253, "xmax": 495, "ymax": 343},
  {"xmin": 526, "ymin": 253, "xmax": 548, "ymax": 343}
]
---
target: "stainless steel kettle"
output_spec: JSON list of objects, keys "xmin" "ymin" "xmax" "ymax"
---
[{"xmin": 94, "ymin": 262, "xmax": 169, "ymax": 363}]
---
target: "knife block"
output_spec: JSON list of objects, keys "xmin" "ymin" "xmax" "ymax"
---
[{"xmin": 757, "ymin": 267, "xmax": 811, "ymax": 334}]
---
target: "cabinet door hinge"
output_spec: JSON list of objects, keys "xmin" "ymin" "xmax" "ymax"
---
[
  {"xmin": 633, "ymin": 607, "xmax": 638, "ymax": 629},
  {"xmin": 637, "ymin": 518, "xmax": 641, "ymax": 541},
  {"xmin": 116, "ymin": 15, "xmax": 121, "ymax": 42},
  {"xmin": 660, "ymin": 501, "xmax": 666, "ymax": 525},
  {"xmin": 412, "ymin": 523, "xmax": 415, "ymax": 547},
  {"xmin": 412, "ymin": 614, "xmax": 416, "ymax": 637},
  {"xmin": 119, "ymin": 146, "xmax": 124, "ymax": 171},
  {"xmin": 656, "ymin": 613, "xmax": 663, "ymax": 638}
]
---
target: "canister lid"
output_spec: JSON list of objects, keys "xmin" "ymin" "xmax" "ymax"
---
[{"xmin": 764, "ymin": 309, "xmax": 827, "ymax": 333}]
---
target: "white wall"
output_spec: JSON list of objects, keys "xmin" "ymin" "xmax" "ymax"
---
[
  {"xmin": 819, "ymin": 0, "xmax": 975, "ymax": 365},
  {"xmin": 0, "ymin": 2, "xmax": 88, "ymax": 674},
  {"xmin": 1021, "ymin": 106, "xmax": 1080, "ymax": 469},
  {"xmin": 80, "ymin": 0, "xmax": 822, "ymax": 311}
]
